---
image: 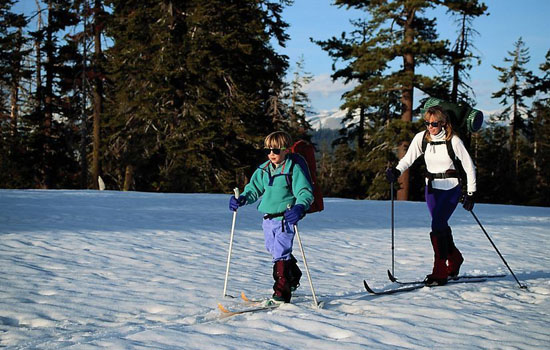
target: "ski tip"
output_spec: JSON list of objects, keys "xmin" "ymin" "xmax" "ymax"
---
[
  {"xmin": 363, "ymin": 280, "xmax": 375, "ymax": 294},
  {"xmin": 387, "ymin": 269, "xmax": 397, "ymax": 282},
  {"xmin": 241, "ymin": 291, "xmax": 250, "ymax": 302},
  {"xmin": 218, "ymin": 303, "xmax": 230, "ymax": 313}
]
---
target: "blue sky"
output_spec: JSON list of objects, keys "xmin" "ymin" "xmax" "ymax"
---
[{"xmin": 279, "ymin": 0, "xmax": 550, "ymax": 113}]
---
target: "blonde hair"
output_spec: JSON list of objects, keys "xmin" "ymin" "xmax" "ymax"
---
[
  {"xmin": 264, "ymin": 131, "xmax": 292, "ymax": 149},
  {"xmin": 424, "ymin": 106, "xmax": 454, "ymax": 141}
]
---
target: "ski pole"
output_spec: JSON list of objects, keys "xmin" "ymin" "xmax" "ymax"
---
[
  {"xmin": 223, "ymin": 188, "xmax": 240, "ymax": 297},
  {"xmin": 293, "ymin": 224, "xmax": 319, "ymax": 308},
  {"xmin": 470, "ymin": 210, "xmax": 527, "ymax": 289},
  {"xmin": 391, "ymin": 180, "xmax": 395, "ymax": 277}
]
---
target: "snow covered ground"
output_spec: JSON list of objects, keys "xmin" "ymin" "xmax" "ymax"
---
[{"xmin": 1, "ymin": 190, "xmax": 549, "ymax": 349}]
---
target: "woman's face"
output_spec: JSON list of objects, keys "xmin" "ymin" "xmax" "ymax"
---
[{"xmin": 425, "ymin": 115, "xmax": 445, "ymax": 136}]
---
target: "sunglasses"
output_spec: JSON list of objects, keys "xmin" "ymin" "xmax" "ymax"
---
[
  {"xmin": 264, "ymin": 147, "xmax": 286, "ymax": 155},
  {"xmin": 424, "ymin": 121, "xmax": 443, "ymax": 127}
]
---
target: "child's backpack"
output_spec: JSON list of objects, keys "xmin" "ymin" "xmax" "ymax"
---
[{"xmin": 287, "ymin": 140, "xmax": 324, "ymax": 214}]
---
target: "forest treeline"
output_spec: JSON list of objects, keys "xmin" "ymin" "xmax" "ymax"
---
[{"xmin": 1, "ymin": 0, "xmax": 549, "ymax": 206}]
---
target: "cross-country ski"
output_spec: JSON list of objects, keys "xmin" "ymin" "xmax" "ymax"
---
[
  {"xmin": 386, "ymin": 269, "xmax": 506, "ymax": 285},
  {"xmin": 217, "ymin": 302, "xmax": 281, "ymax": 318},
  {"xmin": 363, "ymin": 276, "xmax": 490, "ymax": 296}
]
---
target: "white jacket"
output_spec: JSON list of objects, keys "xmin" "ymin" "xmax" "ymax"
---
[{"xmin": 396, "ymin": 130, "xmax": 476, "ymax": 193}]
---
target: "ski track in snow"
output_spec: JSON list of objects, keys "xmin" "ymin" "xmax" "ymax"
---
[{"xmin": 0, "ymin": 190, "xmax": 549, "ymax": 349}]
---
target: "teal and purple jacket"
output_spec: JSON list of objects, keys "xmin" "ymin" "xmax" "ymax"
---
[{"xmin": 241, "ymin": 156, "xmax": 314, "ymax": 217}]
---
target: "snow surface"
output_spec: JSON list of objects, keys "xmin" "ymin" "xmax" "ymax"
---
[{"xmin": 1, "ymin": 189, "xmax": 549, "ymax": 349}]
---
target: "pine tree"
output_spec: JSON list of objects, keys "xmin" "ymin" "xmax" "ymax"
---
[
  {"xmin": 476, "ymin": 119, "xmax": 514, "ymax": 204},
  {"xmin": 492, "ymin": 37, "xmax": 533, "ymax": 177},
  {"xmin": 0, "ymin": 0, "xmax": 31, "ymax": 187},
  {"xmin": 282, "ymin": 56, "xmax": 313, "ymax": 141},
  {"xmin": 525, "ymin": 50, "xmax": 550, "ymax": 206},
  {"xmin": 104, "ymin": 0, "xmax": 291, "ymax": 192},
  {"xmin": 318, "ymin": 0, "xmax": 456, "ymax": 200},
  {"xmin": 444, "ymin": 0, "xmax": 488, "ymax": 104},
  {"xmin": 78, "ymin": 0, "xmax": 107, "ymax": 190}
]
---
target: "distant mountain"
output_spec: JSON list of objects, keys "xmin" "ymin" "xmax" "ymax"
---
[
  {"xmin": 307, "ymin": 106, "xmax": 504, "ymax": 131},
  {"xmin": 307, "ymin": 109, "xmax": 352, "ymax": 130}
]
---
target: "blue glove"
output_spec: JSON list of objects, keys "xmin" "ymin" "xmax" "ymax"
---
[
  {"xmin": 284, "ymin": 204, "xmax": 305, "ymax": 226},
  {"xmin": 229, "ymin": 195, "xmax": 246, "ymax": 211},
  {"xmin": 462, "ymin": 193, "xmax": 475, "ymax": 211},
  {"xmin": 386, "ymin": 167, "xmax": 401, "ymax": 183}
]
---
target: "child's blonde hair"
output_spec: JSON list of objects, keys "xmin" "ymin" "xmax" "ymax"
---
[{"xmin": 264, "ymin": 131, "xmax": 292, "ymax": 149}]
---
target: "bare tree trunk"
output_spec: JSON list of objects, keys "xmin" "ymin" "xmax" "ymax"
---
[
  {"xmin": 10, "ymin": 84, "xmax": 19, "ymax": 136},
  {"xmin": 9, "ymin": 31, "xmax": 23, "ymax": 137},
  {"xmin": 92, "ymin": 0, "xmax": 104, "ymax": 190},
  {"xmin": 43, "ymin": 1, "xmax": 54, "ymax": 189},
  {"xmin": 450, "ymin": 14, "xmax": 467, "ymax": 103},
  {"xmin": 80, "ymin": 0, "xmax": 89, "ymax": 189},
  {"xmin": 35, "ymin": 0, "xmax": 42, "ymax": 110},
  {"xmin": 123, "ymin": 165, "xmax": 134, "ymax": 191},
  {"xmin": 358, "ymin": 106, "xmax": 365, "ymax": 149},
  {"xmin": 397, "ymin": 7, "xmax": 416, "ymax": 201}
]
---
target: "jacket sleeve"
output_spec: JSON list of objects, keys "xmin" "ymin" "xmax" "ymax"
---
[
  {"xmin": 452, "ymin": 136, "xmax": 477, "ymax": 193},
  {"xmin": 241, "ymin": 168, "xmax": 265, "ymax": 204},
  {"xmin": 396, "ymin": 131, "xmax": 425, "ymax": 174}
]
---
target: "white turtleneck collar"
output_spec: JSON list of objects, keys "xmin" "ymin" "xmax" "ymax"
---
[{"xmin": 430, "ymin": 129, "xmax": 446, "ymax": 141}]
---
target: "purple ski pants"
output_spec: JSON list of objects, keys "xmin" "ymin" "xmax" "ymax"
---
[
  {"xmin": 425, "ymin": 185, "xmax": 462, "ymax": 232},
  {"xmin": 262, "ymin": 218, "xmax": 295, "ymax": 262}
]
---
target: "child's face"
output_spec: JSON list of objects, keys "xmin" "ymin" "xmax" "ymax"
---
[{"xmin": 265, "ymin": 146, "xmax": 289, "ymax": 165}]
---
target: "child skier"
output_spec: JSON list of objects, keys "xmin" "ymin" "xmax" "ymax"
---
[
  {"xmin": 386, "ymin": 106, "xmax": 477, "ymax": 286},
  {"xmin": 229, "ymin": 131, "xmax": 314, "ymax": 304}
]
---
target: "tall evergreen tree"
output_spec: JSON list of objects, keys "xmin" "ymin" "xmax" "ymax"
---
[
  {"xmin": 492, "ymin": 37, "xmax": 532, "ymax": 176},
  {"xmin": 90, "ymin": 0, "xmax": 106, "ymax": 190},
  {"xmin": 0, "ymin": 0, "xmax": 31, "ymax": 187},
  {"xmin": 444, "ymin": 0, "xmax": 487, "ymax": 104},
  {"xmin": 525, "ymin": 50, "xmax": 550, "ymax": 206},
  {"xmin": 1, "ymin": 0, "xmax": 83, "ymax": 189},
  {"xmin": 282, "ymin": 56, "xmax": 313, "ymax": 141},
  {"xmin": 74, "ymin": 0, "xmax": 107, "ymax": 189},
  {"xmin": 318, "ymin": 0, "xmax": 460, "ymax": 200},
  {"xmin": 104, "ymin": 0, "xmax": 291, "ymax": 192}
]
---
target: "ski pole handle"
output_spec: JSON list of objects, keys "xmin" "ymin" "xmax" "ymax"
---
[{"xmin": 234, "ymin": 187, "xmax": 240, "ymax": 199}]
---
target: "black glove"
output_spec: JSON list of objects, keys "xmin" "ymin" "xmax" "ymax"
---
[
  {"xmin": 385, "ymin": 167, "xmax": 401, "ymax": 183},
  {"xmin": 229, "ymin": 195, "xmax": 246, "ymax": 211},
  {"xmin": 462, "ymin": 193, "xmax": 475, "ymax": 211}
]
